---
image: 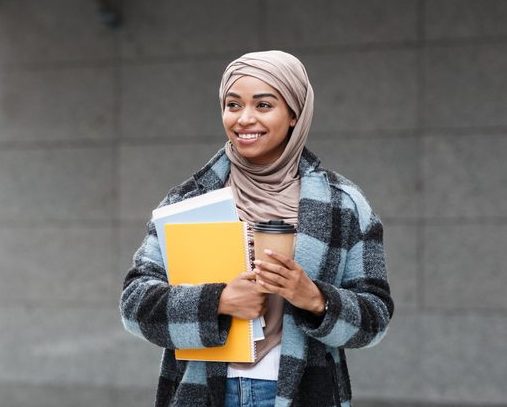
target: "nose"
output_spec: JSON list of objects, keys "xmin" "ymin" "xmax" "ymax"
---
[{"xmin": 237, "ymin": 107, "xmax": 256, "ymax": 126}]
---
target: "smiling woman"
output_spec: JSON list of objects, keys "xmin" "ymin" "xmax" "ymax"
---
[
  {"xmin": 120, "ymin": 50, "xmax": 394, "ymax": 407},
  {"xmin": 222, "ymin": 76, "xmax": 296, "ymax": 165}
]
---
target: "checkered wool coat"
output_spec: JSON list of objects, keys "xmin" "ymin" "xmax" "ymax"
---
[{"xmin": 120, "ymin": 147, "xmax": 394, "ymax": 407}]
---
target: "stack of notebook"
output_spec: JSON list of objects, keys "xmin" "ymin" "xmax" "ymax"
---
[{"xmin": 152, "ymin": 187, "xmax": 262, "ymax": 363}]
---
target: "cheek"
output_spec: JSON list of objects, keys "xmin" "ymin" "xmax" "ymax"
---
[
  {"xmin": 222, "ymin": 113, "xmax": 235, "ymax": 129},
  {"xmin": 269, "ymin": 110, "xmax": 291, "ymax": 128}
]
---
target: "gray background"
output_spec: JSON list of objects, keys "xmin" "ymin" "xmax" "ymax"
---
[{"xmin": 1, "ymin": 1, "xmax": 506, "ymax": 406}]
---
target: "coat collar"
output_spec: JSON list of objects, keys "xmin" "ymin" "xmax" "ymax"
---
[{"xmin": 192, "ymin": 147, "xmax": 322, "ymax": 193}]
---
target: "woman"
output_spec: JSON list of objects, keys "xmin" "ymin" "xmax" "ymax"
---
[{"xmin": 120, "ymin": 50, "xmax": 394, "ymax": 407}]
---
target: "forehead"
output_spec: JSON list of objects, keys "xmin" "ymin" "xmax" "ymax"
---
[{"xmin": 226, "ymin": 76, "xmax": 282, "ymax": 98}]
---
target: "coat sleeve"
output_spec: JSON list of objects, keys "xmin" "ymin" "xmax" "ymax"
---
[
  {"xmin": 293, "ymin": 191, "xmax": 394, "ymax": 349},
  {"xmin": 119, "ymin": 218, "xmax": 232, "ymax": 349}
]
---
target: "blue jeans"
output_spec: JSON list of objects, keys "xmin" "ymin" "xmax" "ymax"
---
[{"xmin": 224, "ymin": 378, "xmax": 277, "ymax": 407}]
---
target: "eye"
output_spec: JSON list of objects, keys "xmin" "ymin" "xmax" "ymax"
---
[
  {"xmin": 257, "ymin": 102, "xmax": 272, "ymax": 110},
  {"xmin": 225, "ymin": 101, "xmax": 241, "ymax": 111}
]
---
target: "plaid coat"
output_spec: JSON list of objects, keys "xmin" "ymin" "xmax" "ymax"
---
[{"xmin": 120, "ymin": 147, "xmax": 394, "ymax": 407}]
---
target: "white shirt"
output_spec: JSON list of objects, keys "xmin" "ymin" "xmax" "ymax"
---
[{"xmin": 227, "ymin": 343, "xmax": 281, "ymax": 380}]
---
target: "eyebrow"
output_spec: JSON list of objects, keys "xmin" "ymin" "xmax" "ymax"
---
[{"xmin": 225, "ymin": 92, "xmax": 279, "ymax": 100}]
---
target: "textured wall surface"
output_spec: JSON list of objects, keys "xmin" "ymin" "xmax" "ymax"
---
[{"xmin": 1, "ymin": 1, "xmax": 506, "ymax": 406}]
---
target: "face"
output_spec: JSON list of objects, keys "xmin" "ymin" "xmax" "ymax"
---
[{"xmin": 222, "ymin": 76, "xmax": 296, "ymax": 165}]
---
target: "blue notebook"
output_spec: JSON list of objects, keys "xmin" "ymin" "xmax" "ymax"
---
[{"xmin": 152, "ymin": 187, "xmax": 239, "ymax": 268}]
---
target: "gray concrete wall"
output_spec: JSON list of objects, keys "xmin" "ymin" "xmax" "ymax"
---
[{"xmin": 1, "ymin": 1, "xmax": 506, "ymax": 406}]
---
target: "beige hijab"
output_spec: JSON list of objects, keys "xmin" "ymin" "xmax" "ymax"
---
[{"xmin": 219, "ymin": 50, "xmax": 314, "ymax": 224}]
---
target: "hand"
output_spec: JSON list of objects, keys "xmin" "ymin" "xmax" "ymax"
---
[
  {"xmin": 253, "ymin": 250, "xmax": 326, "ymax": 315},
  {"xmin": 218, "ymin": 272, "xmax": 268, "ymax": 320}
]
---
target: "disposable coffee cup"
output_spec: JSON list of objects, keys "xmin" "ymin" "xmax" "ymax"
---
[{"xmin": 253, "ymin": 220, "xmax": 296, "ymax": 292}]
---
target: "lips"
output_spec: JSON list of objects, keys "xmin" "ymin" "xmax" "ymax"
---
[{"xmin": 234, "ymin": 131, "xmax": 266, "ymax": 140}]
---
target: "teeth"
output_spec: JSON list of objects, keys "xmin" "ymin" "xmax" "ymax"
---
[{"xmin": 238, "ymin": 133, "xmax": 262, "ymax": 140}]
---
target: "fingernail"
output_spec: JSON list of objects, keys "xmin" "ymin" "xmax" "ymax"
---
[
  {"xmin": 253, "ymin": 259, "xmax": 261, "ymax": 265},
  {"xmin": 264, "ymin": 249, "xmax": 273, "ymax": 255}
]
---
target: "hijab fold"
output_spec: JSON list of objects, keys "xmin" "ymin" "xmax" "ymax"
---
[{"xmin": 219, "ymin": 50, "xmax": 314, "ymax": 224}]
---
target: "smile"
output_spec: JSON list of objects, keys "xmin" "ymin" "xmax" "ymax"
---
[{"xmin": 235, "ymin": 132, "xmax": 266, "ymax": 140}]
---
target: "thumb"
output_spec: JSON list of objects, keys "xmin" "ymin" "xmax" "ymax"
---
[{"xmin": 239, "ymin": 271, "xmax": 257, "ymax": 281}]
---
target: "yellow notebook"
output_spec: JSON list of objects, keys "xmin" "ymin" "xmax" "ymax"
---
[{"xmin": 164, "ymin": 221, "xmax": 255, "ymax": 362}]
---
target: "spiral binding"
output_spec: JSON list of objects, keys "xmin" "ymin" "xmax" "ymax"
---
[{"xmin": 244, "ymin": 222, "xmax": 257, "ymax": 361}]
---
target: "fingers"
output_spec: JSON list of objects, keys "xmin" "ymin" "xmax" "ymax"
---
[
  {"xmin": 263, "ymin": 249, "xmax": 297, "ymax": 269},
  {"xmin": 253, "ymin": 259, "xmax": 289, "ymax": 277},
  {"xmin": 253, "ymin": 253, "xmax": 310, "ymax": 306},
  {"xmin": 223, "ymin": 275, "xmax": 267, "ymax": 319},
  {"xmin": 238, "ymin": 271, "xmax": 257, "ymax": 281},
  {"xmin": 253, "ymin": 258, "xmax": 292, "ymax": 290},
  {"xmin": 254, "ymin": 267, "xmax": 286, "ymax": 287},
  {"xmin": 257, "ymin": 278, "xmax": 284, "ymax": 297}
]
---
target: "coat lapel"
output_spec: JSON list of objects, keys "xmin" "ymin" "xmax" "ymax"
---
[{"xmin": 275, "ymin": 149, "xmax": 333, "ymax": 406}]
